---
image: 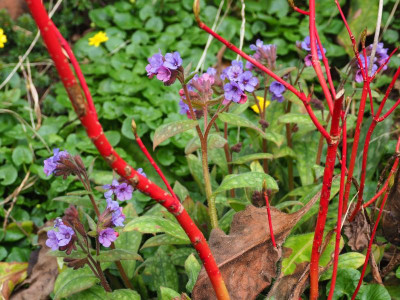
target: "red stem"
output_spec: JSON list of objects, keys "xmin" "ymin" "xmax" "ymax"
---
[
  {"xmin": 263, "ymin": 189, "xmax": 276, "ymax": 248},
  {"xmin": 351, "ymin": 137, "xmax": 400, "ymax": 299},
  {"xmin": 26, "ymin": 1, "xmax": 229, "ymax": 298},
  {"xmin": 53, "ymin": 25, "xmax": 97, "ymax": 118},
  {"xmin": 351, "ymin": 190, "xmax": 390, "ymax": 300},
  {"xmin": 362, "ymin": 158, "xmax": 399, "ymax": 209},
  {"xmin": 327, "ymin": 116, "xmax": 347, "ymax": 300},
  {"xmin": 309, "ymin": 92, "xmax": 344, "ymax": 300},
  {"xmin": 309, "ymin": 0, "xmax": 334, "ymax": 115},
  {"xmin": 342, "ymin": 83, "xmax": 369, "ymax": 211},
  {"xmin": 196, "ymin": 21, "xmax": 330, "ymax": 141},
  {"xmin": 132, "ymin": 123, "xmax": 180, "ymax": 202},
  {"xmin": 315, "ymin": 31, "xmax": 336, "ymax": 99}
]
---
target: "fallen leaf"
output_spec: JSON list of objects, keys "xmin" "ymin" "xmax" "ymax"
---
[
  {"xmin": 343, "ymin": 205, "xmax": 370, "ymax": 251},
  {"xmin": 192, "ymin": 188, "xmax": 321, "ymax": 300},
  {"xmin": 0, "ymin": 262, "xmax": 28, "ymax": 300},
  {"xmin": 11, "ymin": 221, "xmax": 58, "ymax": 300}
]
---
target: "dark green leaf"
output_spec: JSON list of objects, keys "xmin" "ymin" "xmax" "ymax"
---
[
  {"xmin": 214, "ymin": 172, "xmax": 278, "ymax": 194},
  {"xmin": 153, "ymin": 120, "xmax": 198, "ymax": 150},
  {"xmin": 96, "ymin": 249, "xmax": 142, "ymax": 262},
  {"xmin": 185, "ymin": 254, "xmax": 201, "ymax": 293}
]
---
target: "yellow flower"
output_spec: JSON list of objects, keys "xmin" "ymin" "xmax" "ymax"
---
[
  {"xmin": 88, "ymin": 31, "xmax": 108, "ymax": 47},
  {"xmin": 0, "ymin": 29, "xmax": 7, "ymax": 48},
  {"xmin": 251, "ymin": 96, "xmax": 270, "ymax": 114}
]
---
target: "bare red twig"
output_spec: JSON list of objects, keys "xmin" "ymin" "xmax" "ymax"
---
[
  {"xmin": 193, "ymin": 8, "xmax": 330, "ymax": 141},
  {"xmin": 25, "ymin": 1, "xmax": 229, "ymax": 298},
  {"xmin": 309, "ymin": 0, "xmax": 334, "ymax": 115},
  {"xmin": 131, "ymin": 119, "xmax": 180, "ymax": 202},
  {"xmin": 327, "ymin": 115, "xmax": 347, "ymax": 300},
  {"xmin": 263, "ymin": 181, "xmax": 276, "ymax": 248},
  {"xmin": 288, "ymin": 0, "xmax": 310, "ymax": 15},
  {"xmin": 309, "ymin": 91, "xmax": 343, "ymax": 300}
]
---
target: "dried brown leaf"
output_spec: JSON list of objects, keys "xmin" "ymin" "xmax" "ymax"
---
[
  {"xmin": 11, "ymin": 222, "xmax": 58, "ymax": 300},
  {"xmin": 192, "ymin": 189, "xmax": 321, "ymax": 300},
  {"xmin": 343, "ymin": 204, "xmax": 370, "ymax": 251}
]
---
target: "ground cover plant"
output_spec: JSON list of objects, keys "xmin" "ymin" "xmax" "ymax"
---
[{"xmin": 1, "ymin": 0, "xmax": 400, "ymax": 299}]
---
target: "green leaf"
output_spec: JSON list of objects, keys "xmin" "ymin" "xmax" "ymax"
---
[
  {"xmin": 2, "ymin": 221, "xmax": 33, "ymax": 242},
  {"xmin": 185, "ymin": 254, "xmax": 201, "ymax": 293},
  {"xmin": 69, "ymin": 285, "xmax": 108, "ymax": 300},
  {"xmin": 96, "ymin": 249, "xmax": 142, "ymax": 262},
  {"xmin": 113, "ymin": 12, "xmax": 136, "ymax": 30},
  {"xmin": 282, "ymin": 232, "xmax": 341, "ymax": 276},
  {"xmin": 53, "ymin": 267, "xmax": 99, "ymax": 300},
  {"xmin": 141, "ymin": 234, "xmax": 190, "ymax": 249},
  {"xmin": 110, "ymin": 289, "xmax": 141, "ymax": 300},
  {"xmin": 273, "ymin": 146, "xmax": 297, "ymax": 159},
  {"xmin": 12, "ymin": 145, "xmax": 33, "ymax": 166},
  {"xmin": 186, "ymin": 154, "xmax": 205, "ymax": 194},
  {"xmin": 326, "ymin": 268, "xmax": 360, "ymax": 300},
  {"xmin": 278, "ymin": 113, "xmax": 319, "ymax": 125},
  {"xmin": 231, "ymin": 153, "xmax": 273, "ymax": 164},
  {"xmin": 159, "ymin": 286, "xmax": 180, "ymax": 300},
  {"xmin": 357, "ymin": 284, "xmax": 391, "ymax": 300},
  {"xmin": 396, "ymin": 266, "xmax": 400, "ymax": 279},
  {"xmin": 153, "ymin": 120, "xmax": 198, "ymax": 150},
  {"xmin": 321, "ymin": 252, "xmax": 366, "ymax": 281},
  {"xmin": 124, "ymin": 216, "xmax": 190, "ymax": 242},
  {"xmin": 0, "ymin": 164, "xmax": 18, "ymax": 186},
  {"xmin": 145, "ymin": 17, "xmax": 164, "ymax": 32},
  {"xmin": 153, "ymin": 247, "xmax": 179, "ymax": 294},
  {"xmin": 114, "ymin": 204, "xmax": 142, "ymax": 279},
  {"xmin": 48, "ymin": 250, "xmax": 87, "ymax": 260},
  {"xmin": 218, "ymin": 112, "xmax": 283, "ymax": 146},
  {"xmin": 185, "ymin": 133, "xmax": 226, "ymax": 154},
  {"xmin": 85, "ymin": 213, "xmax": 97, "ymax": 231},
  {"xmin": 53, "ymin": 195, "xmax": 94, "ymax": 209},
  {"xmin": 214, "ymin": 172, "xmax": 278, "ymax": 195}
]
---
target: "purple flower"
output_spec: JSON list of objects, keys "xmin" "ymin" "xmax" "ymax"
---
[
  {"xmin": 43, "ymin": 148, "xmax": 69, "ymax": 176},
  {"xmin": 137, "ymin": 168, "xmax": 147, "ymax": 178},
  {"xmin": 164, "ymin": 52, "xmax": 182, "ymax": 70},
  {"xmin": 355, "ymin": 54, "xmax": 378, "ymax": 83},
  {"xmin": 156, "ymin": 66, "xmax": 171, "ymax": 82},
  {"xmin": 207, "ymin": 67, "xmax": 216, "ymax": 76},
  {"xmin": 367, "ymin": 42, "xmax": 389, "ymax": 71},
  {"xmin": 56, "ymin": 225, "xmax": 74, "ymax": 247},
  {"xmin": 112, "ymin": 208, "xmax": 125, "ymax": 227},
  {"xmin": 225, "ymin": 60, "xmax": 244, "ymax": 82},
  {"xmin": 99, "ymin": 228, "xmax": 117, "ymax": 247},
  {"xmin": 106, "ymin": 198, "xmax": 120, "ymax": 212},
  {"xmin": 103, "ymin": 179, "xmax": 119, "ymax": 198},
  {"xmin": 54, "ymin": 217, "xmax": 64, "ymax": 228},
  {"xmin": 46, "ymin": 230, "xmax": 59, "ymax": 251},
  {"xmin": 115, "ymin": 182, "xmax": 133, "ymax": 201},
  {"xmin": 145, "ymin": 51, "xmax": 163, "ymax": 78},
  {"xmin": 250, "ymin": 39, "xmax": 265, "ymax": 51},
  {"xmin": 269, "ymin": 81, "xmax": 286, "ymax": 102},
  {"xmin": 299, "ymin": 36, "xmax": 326, "ymax": 64},
  {"xmin": 249, "ymin": 40, "xmax": 277, "ymax": 69},
  {"xmin": 238, "ymin": 71, "xmax": 258, "ymax": 93},
  {"xmin": 224, "ymin": 82, "xmax": 244, "ymax": 103},
  {"xmin": 246, "ymin": 59, "xmax": 255, "ymax": 71},
  {"xmin": 270, "ymin": 81, "xmax": 286, "ymax": 96}
]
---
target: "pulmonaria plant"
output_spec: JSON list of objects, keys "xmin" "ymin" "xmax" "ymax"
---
[
  {"xmin": 221, "ymin": 60, "xmax": 258, "ymax": 104},
  {"xmin": 43, "ymin": 149, "xmax": 142, "ymax": 291},
  {"xmin": 353, "ymin": 43, "xmax": 390, "ymax": 82},
  {"xmin": 246, "ymin": 39, "xmax": 277, "ymax": 70},
  {"xmin": 269, "ymin": 81, "xmax": 287, "ymax": 102},
  {"xmin": 146, "ymin": 50, "xmax": 183, "ymax": 85}
]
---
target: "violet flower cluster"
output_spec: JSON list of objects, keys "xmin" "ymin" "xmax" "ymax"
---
[
  {"xmin": 299, "ymin": 36, "xmax": 327, "ymax": 67},
  {"xmin": 221, "ymin": 60, "xmax": 258, "ymax": 104},
  {"xmin": 269, "ymin": 81, "xmax": 286, "ymax": 102},
  {"xmin": 178, "ymin": 67, "xmax": 216, "ymax": 118},
  {"xmin": 43, "ymin": 148, "xmax": 69, "ymax": 176},
  {"xmin": 246, "ymin": 39, "xmax": 277, "ymax": 70},
  {"xmin": 354, "ymin": 43, "xmax": 389, "ymax": 83},
  {"xmin": 146, "ymin": 51, "xmax": 182, "ymax": 85},
  {"xmin": 46, "ymin": 218, "xmax": 75, "ymax": 251}
]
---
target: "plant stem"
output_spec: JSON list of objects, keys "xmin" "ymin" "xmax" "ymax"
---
[
  {"xmin": 111, "ymin": 243, "xmax": 134, "ymax": 290},
  {"xmin": 327, "ymin": 117, "xmax": 347, "ymax": 300},
  {"xmin": 27, "ymin": 2, "xmax": 229, "ymax": 298},
  {"xmin": 263, "ymin": 185, "xmax": 276, "ymax": 248},
  {"xmin": 200, "ymin": 136, "xmax": 218, "ymax": 228},
  {"xmin": 285, "ymin": 101, "xmax": 294, "ymax": 193},
  {"xmin": 309, "ymin": 91, "xmax": 344, "ymax": 300}
]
